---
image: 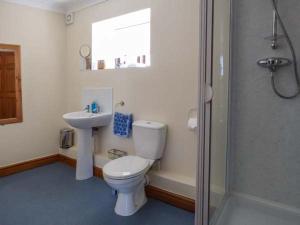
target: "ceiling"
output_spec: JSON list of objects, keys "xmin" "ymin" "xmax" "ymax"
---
[{"xmin": 2, "ymin": 0, "xmax": 108, "ymax": 13}]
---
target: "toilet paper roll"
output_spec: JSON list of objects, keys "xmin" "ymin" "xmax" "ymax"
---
[{"xmin": 188, "ymin": 117, "xmax": 197, "ymax": 130}]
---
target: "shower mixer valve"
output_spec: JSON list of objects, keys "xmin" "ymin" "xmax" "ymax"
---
[{"xmin": 257, "ymin": 57, "xmax": 291, "ymax": 72}]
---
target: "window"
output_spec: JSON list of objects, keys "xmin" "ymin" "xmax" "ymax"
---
[{"xmin": 92, "ymin": 8, "xmax": 151, "ymax": 70}]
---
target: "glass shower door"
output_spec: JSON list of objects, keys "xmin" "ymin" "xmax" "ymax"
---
[{"xmin": 209, "ymin": 0, "xmax": 231, "ymax": 223}]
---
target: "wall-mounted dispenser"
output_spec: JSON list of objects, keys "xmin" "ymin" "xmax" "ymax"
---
[{"xmin": 60, "ymin": 128, "xmax": 74, "ymax": 149}]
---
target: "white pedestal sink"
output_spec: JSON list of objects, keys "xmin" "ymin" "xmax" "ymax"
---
[
  {"xmin": 63, "ymin": 111, "xmax": 112, "ymax": 180},
  {"xmin": 62, "ymin": 87, "xmax": 113, "ymax": 180}
]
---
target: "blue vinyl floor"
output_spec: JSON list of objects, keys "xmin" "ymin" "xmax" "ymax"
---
[{"xmin": 0, "ymin": 163, "xmax": 194, "ymax": 225}]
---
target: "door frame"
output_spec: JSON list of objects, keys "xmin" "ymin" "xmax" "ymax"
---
[{"xmin": 195, "ymin": 0, "xmax": 214, "ymax": 224}]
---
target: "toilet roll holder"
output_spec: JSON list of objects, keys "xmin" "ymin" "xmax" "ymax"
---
[{"xmin": 188, "ymin": 108, "xmax": 198, "ymax": 131}]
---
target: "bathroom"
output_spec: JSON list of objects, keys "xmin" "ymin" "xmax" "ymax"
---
[
  {"xmin": 0, "ymin": 0, "xmax": 198, "ymax": 224},
  {"xmin": 0, "ymin": 0, "xmax": 300, "ymax": 225}
]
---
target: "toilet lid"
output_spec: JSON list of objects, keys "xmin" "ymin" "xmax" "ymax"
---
[{"xmin": 103, "ymin": 156, "xmax": 151, "ymax": 179}]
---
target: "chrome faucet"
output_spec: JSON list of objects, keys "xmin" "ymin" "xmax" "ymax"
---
[
  {"xmin": 83, "ymin": 105, "xmax": 90, "ymax": 112},
  {"xmin": 257, "ymin": 57, "xmax": 291, "ymax": 72}
]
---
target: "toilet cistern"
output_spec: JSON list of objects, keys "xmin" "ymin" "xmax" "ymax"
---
[{"xmin": 62, "ymin": 88, "xmax": 113, "ymax": 180}]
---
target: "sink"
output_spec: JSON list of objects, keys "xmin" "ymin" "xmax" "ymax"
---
[
  {"xmin": 63, "ymin": 111, "xmax": 112, "ymax": 129},
  {"xmin": 62, "ymin": 88, "xmax": 113, "ymax": 181}
]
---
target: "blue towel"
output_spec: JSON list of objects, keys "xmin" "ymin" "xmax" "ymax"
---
[{"xmin": 113, "ymin": 112, "xmax": 133, "ymax": 138}]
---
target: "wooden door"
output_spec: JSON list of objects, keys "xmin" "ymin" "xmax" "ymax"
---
[
  {"xmin": 0, "ymin": 44, "xmax": 22, "ymax": 125},
  {"xmin": 0, "ymin": 51, "xmax": 16, "ymax": 119}
]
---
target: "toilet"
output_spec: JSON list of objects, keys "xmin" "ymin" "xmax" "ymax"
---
[{"xmin": 103, "ymin": 120, "xmax": 167, "ymax": 216}]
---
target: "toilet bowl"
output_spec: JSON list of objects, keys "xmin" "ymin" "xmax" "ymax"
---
[
  {"xmin": 103, "ymin": 155, "xmax": 154, "ymax": 216},
  {"xmin": 103, "ymin": 120, "xmax": 167, "ymax": 216}
]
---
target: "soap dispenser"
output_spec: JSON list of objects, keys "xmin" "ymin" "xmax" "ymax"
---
[{"xmin": 91, "ymin": 101, "xmax": 100, "ymax": 113}]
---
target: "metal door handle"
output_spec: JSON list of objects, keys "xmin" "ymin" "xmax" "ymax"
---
[{"xmin": 205, "ymin": 84, "xmax": 213, "ymax": 103}]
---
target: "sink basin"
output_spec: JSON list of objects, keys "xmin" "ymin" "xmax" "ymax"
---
[{"xmin": 63, "ymin": 111, "xmax": 112, "ymax": 129}]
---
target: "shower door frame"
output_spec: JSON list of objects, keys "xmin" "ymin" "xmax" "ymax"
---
[
  {"xmin": 196, "ymin": 0, "xmax": 214, "ymax": 224},
  {"xmin": 196, "ymin": 0, "xmax": 233, "ymax": 224}
]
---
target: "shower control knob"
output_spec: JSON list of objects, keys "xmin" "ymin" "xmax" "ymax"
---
[{"xmin": 257, "ymin": 57, "xmax": 292, "ymax": 72}]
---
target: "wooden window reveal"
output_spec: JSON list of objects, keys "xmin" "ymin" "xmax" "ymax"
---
[{"xmin": 0, "ymin": 44, "xmax": 22, "ymax": 125}]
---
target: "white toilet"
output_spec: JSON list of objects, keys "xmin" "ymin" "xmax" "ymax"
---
[{"xmin": 103, "ymin": 120, "xmax": 167, "ymax": 216}]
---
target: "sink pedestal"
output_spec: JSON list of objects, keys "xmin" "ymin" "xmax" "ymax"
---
[{"xmin": 76, "ymin": 129, "xmax": 93, "ymax": 180}]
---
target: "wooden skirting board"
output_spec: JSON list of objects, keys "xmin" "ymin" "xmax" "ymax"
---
[
  {"xmin": 145, "ymin": 185, "xmax": 195, "ymax": 212},
  {"xmin": 0, "ymin": 154, "xmax": 195, "ymax": 212},
  {"xmin": 0, "ymin": 154, "xmax": 59, "ymax": 177}
]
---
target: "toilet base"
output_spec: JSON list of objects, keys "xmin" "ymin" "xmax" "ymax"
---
[{"xmin": 115, "ymin": 181, "xmax": 147, "ymax": 216}]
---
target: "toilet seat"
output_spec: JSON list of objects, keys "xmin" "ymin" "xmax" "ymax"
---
[{"xmin": 103, "ymin": 156, "xmax": 153, "ymax": 180}]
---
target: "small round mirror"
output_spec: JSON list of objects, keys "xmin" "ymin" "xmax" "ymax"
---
[{"xmin": 79, "ymin": 45, "xmax": 91, "ymax": 58}]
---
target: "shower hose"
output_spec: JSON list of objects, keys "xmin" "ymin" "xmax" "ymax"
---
[{"xmin": 270, "ymin": 0, "xmax": 300, "ymax": 99}]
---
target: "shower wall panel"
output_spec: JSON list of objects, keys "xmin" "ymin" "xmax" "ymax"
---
[{"xmin": 230, "ymin": 0, "xmax": 300, "ymax": 208}]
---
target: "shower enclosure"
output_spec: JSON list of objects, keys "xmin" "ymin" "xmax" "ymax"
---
[{"xmin": 197, "ymin": 0, "xmax": 300, "ymax": 224}]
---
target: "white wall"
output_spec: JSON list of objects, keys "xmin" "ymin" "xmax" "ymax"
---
[
  {"xmin": 63, "ymin": 0, "xmax": 199, "ymax": 180},
  {"xmin": 0, "ymin": 2, "xmax": 66, "ymax": 166}
]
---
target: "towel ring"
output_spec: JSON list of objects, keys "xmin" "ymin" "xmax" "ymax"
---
[{"xmin": 115, "ymin": 101, "xmax": 125, "ymax": 108}]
